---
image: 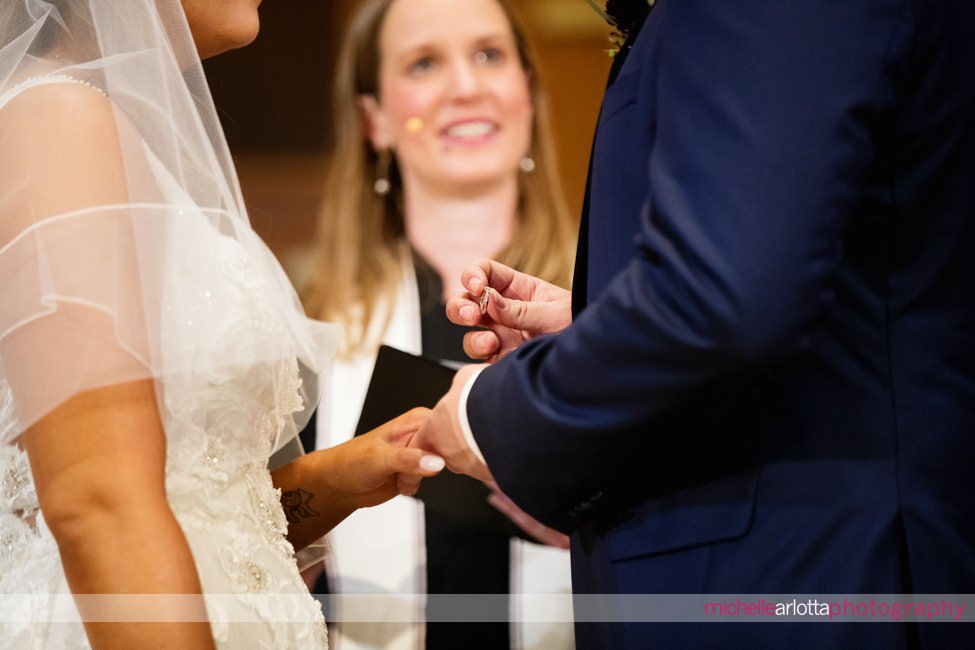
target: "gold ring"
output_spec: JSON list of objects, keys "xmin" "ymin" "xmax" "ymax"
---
[{"xmin": 479, "ymin": 287, "xmax": 491, "ymax": 315}]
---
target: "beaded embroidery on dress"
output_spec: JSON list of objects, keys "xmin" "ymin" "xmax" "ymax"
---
[{"xmin": 0, "ymin": 76, "xmax": 331, "ymax": 649}]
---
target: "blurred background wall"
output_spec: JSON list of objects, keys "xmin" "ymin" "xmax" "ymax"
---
[{"xmin": 202, "ymin": 0, "xmax": 612, "ymax": 272}]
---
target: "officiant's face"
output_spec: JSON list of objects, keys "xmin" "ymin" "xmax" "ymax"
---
[
  {"xmin": 368, "ymin": 0, "xmax": 533, "ymax": 191},
  {"xmin": 181, "ymin": 0, "xmax": 263, "ymax": 60}
]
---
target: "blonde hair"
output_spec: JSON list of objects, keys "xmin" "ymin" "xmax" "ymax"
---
[{"xmin": 301, "ymin": 0, "xmax": 576, "ymax": 353}]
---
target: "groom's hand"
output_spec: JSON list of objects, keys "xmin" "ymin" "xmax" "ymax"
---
[
  {"xmin": 486, "ymin": 482, "xmax": 570, "ymax": 549},
  {"xmin": 398, "ymin": 364, "xmax": 493, "ymax": 496},
  {"xmin": 446, "ymin": 258, "xmax": 572, "ymax": 363}
]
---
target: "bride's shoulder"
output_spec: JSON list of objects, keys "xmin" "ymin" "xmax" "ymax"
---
[
  {"xmin": 0, "ymin": 76, "xmax": 121, "ymax": 158},
  {"xmin": 0, "ymin": 75, "xmax": 114, "ymax": 132},
  {"xmin": 0, "ymin": 76, "xmax": 127, "ymax": 236}
]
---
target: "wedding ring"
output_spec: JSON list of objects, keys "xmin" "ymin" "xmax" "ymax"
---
[{"xmin": 479, "ymin": 287, "xmax": 491, "ymax": 315}]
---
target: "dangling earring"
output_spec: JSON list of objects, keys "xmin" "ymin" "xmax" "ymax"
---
[
  {"xmin": 519, "ymin": 156, "xmax": 536, "ymax": 173},
  {"xmin": 374, "ymin": 148, "xmax": 392, "ymax": 196}
]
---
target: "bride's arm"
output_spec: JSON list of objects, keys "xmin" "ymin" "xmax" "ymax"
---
[
  {"xmin": 7, "ymin": 85, "xmax": 214, "ymax": 649},
  {"xmin": 25, "ymin": 381, "xmax": 214, "ymax": 649},
  {"xmin": 271, "ymin": 408, "xmax": 444, "ymax": 551}
]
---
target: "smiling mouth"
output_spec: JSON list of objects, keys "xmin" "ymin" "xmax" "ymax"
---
[{"xmin": 443, "ymin": 120, "xmax": 498, "ymax": 140}]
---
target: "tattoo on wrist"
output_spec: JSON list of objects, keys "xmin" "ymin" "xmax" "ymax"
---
[{"xmin": 281, "ymin": 488, "xmax": 320, "ymax": 525}]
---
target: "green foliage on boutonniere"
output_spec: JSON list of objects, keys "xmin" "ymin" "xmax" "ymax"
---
[{"xmin": 584, "ymin": 0, "xmax": 655, "ymax": 58}]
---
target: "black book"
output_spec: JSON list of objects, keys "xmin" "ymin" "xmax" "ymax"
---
[{"xmin": 355, "ymin": 345, "xmax": 523, "ymax": 536}]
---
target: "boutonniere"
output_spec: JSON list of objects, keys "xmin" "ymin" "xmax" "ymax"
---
[{"xmin": 585, "ymin": 0, "xmax": 655, "ymax": 58}]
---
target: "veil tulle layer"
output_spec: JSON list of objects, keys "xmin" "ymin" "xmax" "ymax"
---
[{"xmin": 0, "ymin": 0, "xmax": 338, "ymax": 450}]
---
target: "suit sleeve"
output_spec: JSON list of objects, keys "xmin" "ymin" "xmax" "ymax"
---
[{"xmin": 466, "ymin": 0, "xmax": 912, "ymax": 532}]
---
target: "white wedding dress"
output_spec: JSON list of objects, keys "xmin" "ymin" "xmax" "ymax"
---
[{"xmin": 0, "ymin": 76, "xmax": 332, "ymax": 649}]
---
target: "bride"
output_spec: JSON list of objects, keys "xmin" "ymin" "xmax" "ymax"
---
[{"xmin": 0, "ymin": 0, "xmax": 444, "ymax": 647}]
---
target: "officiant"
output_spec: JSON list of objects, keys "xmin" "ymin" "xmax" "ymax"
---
[{"xmin": 297, "ymin": 1, "xmax": 577, "ymax": 648}]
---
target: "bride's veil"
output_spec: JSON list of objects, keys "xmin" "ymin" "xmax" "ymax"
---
[{"xmin": 0, "ymin": 0, "xmax": 338, "ymax": 453}]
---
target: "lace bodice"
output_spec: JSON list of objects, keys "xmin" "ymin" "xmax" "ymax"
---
[{"xmin": 0, "ymin": 224, "xmax": 328, "ymax": 648}]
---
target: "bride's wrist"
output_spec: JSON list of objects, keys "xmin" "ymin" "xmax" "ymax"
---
[{"xmin": 306, "ymin": 447, "xmax": 362, "ymax": 514}]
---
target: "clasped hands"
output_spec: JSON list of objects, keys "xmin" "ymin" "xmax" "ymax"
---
[
  {"xmin": 396, "ymin": 259, "xmax": 571, "ymax": 545},
  {"xmin": 345, "ymin": 259, "xmax": 569, "ymax": 545},
  {"xmin": 405, "ymin": 257, "xmax": 570, "ymax": 482}
]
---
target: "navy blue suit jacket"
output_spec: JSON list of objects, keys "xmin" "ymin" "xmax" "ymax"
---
[{"xmin": 467, "ymin": 0, "xmax": 975, "ymax": 648}]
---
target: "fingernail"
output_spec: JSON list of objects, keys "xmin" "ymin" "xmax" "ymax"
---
[
  {"xmin": 459, "ymin": 305, "xmax": 475, "ymax": 322},
  {"xmin": 493, "ymin": 293, "xmax": 506, "ymax": 310},
  {"xmin": 420, "ymin": 455, "xmax": 445, "ymax": 472},
  {"xmin": 470, "ymin": 278, "xmax": 483, "ymax": 294}
]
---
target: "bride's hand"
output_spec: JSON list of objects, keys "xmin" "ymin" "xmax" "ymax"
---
[{"xmin": 326, "ymin": 408, "xmax": 445, "ymax": 509}]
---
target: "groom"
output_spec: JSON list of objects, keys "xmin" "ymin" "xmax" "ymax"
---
[{"xmin": 407, "ymin": 1, "xmax": 975, "ymax": 648}]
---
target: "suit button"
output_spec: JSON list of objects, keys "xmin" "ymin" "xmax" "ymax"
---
[{"xmin": 569, "ymin": 491, "xmax": 604, "ymax": 519}]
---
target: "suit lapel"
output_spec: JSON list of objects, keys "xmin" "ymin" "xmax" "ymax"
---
[{"xmin": 571, "ymin": 18, "xmax": 650, "ymax": 316}]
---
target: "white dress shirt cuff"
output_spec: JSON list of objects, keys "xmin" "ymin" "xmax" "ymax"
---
[{"xmin": 457, "ymin": 364, "xmax": 488, "ymax": 465}]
